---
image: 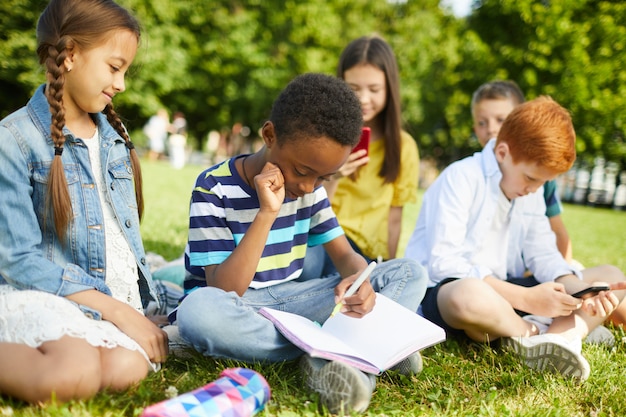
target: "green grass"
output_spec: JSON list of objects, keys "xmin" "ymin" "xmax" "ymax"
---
[{"xmin": 2, "ymin": 159, "xmax": 626, "ymax": 416}]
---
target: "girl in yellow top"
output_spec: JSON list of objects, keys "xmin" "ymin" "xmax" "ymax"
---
[{"xmin": 301, "ymin": 35, "xmax": 419, "ymax": 278}]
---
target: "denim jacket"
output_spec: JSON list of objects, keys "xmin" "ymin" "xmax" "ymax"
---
[{"xmin": 0, "ymin": 85, "xmax": 157, "ymax": 314}]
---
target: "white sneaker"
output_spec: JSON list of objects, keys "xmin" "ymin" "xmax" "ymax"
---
[
  {"xmin": 522, "ymin": 315, "xmax": 615, "ymax": 347},
  {"xmin": 503, "ymin": 333, "xmax": 590, "ymax": 381},
  {"xmin": 585, "ymin": 325, "xmax": 615, "ymax": 347},
  {"xmin": 300, "ymin": 355, "xmax": 375, "ymax": 414}
]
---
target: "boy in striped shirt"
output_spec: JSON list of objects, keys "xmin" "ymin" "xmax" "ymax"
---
[{"xmin": 174, "ymin": 73, "xmax": 427, "ymax": 414}]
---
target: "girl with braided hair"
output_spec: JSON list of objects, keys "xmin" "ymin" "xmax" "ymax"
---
[{"xmin": 0, "ymin": 0, "xmax": 168, "ymax": 403}]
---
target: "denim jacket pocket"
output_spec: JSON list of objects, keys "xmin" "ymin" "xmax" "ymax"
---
[
  {"xmin": 107, "ymin": 157, "xmax": 137, "ymax": 210},
  {"xmin": 32, "ymin": 162, "xmax": 81, "ymax": 222}
]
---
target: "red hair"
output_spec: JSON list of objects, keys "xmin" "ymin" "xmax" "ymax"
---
[{"xmin": 497, "ymin": 96, "xmax": 576, "ymax": 173}]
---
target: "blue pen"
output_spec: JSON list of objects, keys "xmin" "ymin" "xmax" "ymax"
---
[{"xmin": 329, "ymin": 261, "xmax": 377, "ymax": 318}]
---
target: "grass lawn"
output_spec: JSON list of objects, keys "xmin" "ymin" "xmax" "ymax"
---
[{"xmin": 2, "ymin": 158, "xmax": 626, "ymax": 416}]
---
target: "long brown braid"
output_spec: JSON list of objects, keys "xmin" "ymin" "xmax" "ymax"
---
[
  {"xmin": 35, "ymin": 0, "xmax": 142, "ymax": 241},
  {"xmin": 39, "ymin": 38, "xmax": 73, "ymax": 240},
  {"xmin": 104, "ymin": 104, "xmax": 144, "ymax": 219}
]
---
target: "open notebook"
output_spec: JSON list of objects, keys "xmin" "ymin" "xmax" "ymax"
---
[{"xmin": 259, "ymin": 293, "xmax": 446, "ymax": 375}]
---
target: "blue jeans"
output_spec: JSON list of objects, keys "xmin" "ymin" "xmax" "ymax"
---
[{"xmin": 176, "ymin": 258, "xmax": 428, "ymax": 362}]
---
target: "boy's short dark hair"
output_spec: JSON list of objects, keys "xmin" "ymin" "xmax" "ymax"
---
[
  {"xmin": 269, "ymin": 73, "xmax": 362, "ymax": 147},
  {"xmin": 471, "ymin": 80, "xmax": 525, "ymax": 110}
]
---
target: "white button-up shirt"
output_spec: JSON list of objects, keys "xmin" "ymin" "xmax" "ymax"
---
[{"xmin": 405, "ymin": 139, "xmax": 580, "ymax": 288}]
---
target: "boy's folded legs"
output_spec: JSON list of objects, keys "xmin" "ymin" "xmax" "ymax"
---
[
  {"xmin": 176, "ymin": 262, "xmax": 428, "ymax": 406},
  {"xmin": 177, "ymin": 286, "xmax": 306, "ymax": 362},
  {"xmin": 424, "ymin": 278, "xmax": 599, "ymax": 382}
]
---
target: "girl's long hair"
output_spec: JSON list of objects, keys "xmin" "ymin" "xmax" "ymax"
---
[
  {"xmin": 337, "ymin": 35, "xmax": 403, "ymax": 183},
  {"xmin": 36, "ymin": 0, "xmax": 143, "ymax": 242}
]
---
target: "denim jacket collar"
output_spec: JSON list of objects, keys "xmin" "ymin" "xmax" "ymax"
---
[{"xmin": 27, "ymin": 84, "xmax": 126, "ymax": 149}]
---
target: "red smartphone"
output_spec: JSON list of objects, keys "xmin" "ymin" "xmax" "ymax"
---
[{"xmin": 352, "ymin": 127, "xmax": 371, "ymax": 156}]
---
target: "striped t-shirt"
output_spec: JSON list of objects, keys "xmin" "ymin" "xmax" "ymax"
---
[
  {"xmin": 183, "ymin": 155, "xmax": 344, "ymax": 293},
  {"xmin": 543, "ymin": 179, "xmax": 563, "ymax": 218}
]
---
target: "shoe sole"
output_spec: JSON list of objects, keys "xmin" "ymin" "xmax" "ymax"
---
[
  {"xmin": 503, "ymin": 337, "xmax": 590, "ymax": 381},
  {"xmin": 390, "ymin": 352, "xmax": 423, "ymax": 375},
  {"xmin": 300, "ymin": 357, "xmax": 372, "ymax": 414}
]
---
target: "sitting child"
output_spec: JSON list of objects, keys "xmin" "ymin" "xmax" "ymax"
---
[
  {"xmin": 174, "ymin": 73, "xmax": 428, "ymax": 414},
  {"xmin": 405, "ymin": 96, "xmax": 626, "ymax": 382},
  {"xmin": 471, "ymin": 80, "xmax": 574, "ymax": 263}
]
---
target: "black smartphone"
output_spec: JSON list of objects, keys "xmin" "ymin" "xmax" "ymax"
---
[{"xmin": 571, "ymin": 285, "xmax": 611, "ymax": 298}]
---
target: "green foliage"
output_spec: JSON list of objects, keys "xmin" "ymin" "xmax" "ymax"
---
[
  {"xmin": 466, "ymin": 0, "xmax": 626, "ymax": 168},
  {"xmin": 0, "ymin": 0, "xmax": 47, "ymax": 118},
  {"xmin": 0, "ymin": 0, "xmax": 624, "ymax": 167}
]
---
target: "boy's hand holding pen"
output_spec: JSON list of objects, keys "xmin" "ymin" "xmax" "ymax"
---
[{"xmin": 330, "ymin": 261, "xmax": 377, "ymax": 319}]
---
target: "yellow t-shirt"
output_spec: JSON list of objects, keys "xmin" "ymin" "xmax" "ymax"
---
[{"xmin": 331, "ymin": 130, "xmax": 419, "ymax": 259}]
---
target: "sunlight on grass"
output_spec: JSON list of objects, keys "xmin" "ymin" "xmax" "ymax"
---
[
  {"xmin": 140, "ymin": 159, "xmax": 205, "ymax": 260},
  {"xmin": 561, "ymin": 203, "xmax": 626, "ymax": 271},
  {"xmin": 3, "ymin": 159, "xmax": 626, "ymax": 416}
]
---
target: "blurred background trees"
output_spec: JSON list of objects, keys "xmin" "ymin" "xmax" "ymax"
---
[{"xmin": 1, "ymin": 0, "xmax": 624, "ymax": 170}]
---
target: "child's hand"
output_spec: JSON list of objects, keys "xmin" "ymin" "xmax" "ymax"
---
[
  {"xmin": 333, "ymin": 150, "xmax": 369, "ymax": 179},
  {"xmin": 255, "ymin": 162, "xmax": 285, "ymax": 213},
  {"xmin": 334, "ymin": 275, "xmax": 376, "ymax": 318},
  {"xmin": 68, "ymin": 290, "xmax": 169, "ymax": 363},
  {"xmin": 525, "ymin": 282, "xmax": 582, "ymax": 317},
  {"xmin": 115, "ymin": 306, "xmax": 170, "ymax": 363},
  {"xmin": 579, "ymin": 281, "xmax": 624, "ymax": 317}
]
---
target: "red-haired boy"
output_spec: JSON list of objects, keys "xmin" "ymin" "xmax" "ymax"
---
[{"xmin": 406, "ymin": 96, "xmax": 626, "ymax": 381}]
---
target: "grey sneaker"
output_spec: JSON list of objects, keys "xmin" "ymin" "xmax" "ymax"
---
[
  {"xmin": 585, "ymin": 325, "xmax": 615, "ymax": 347},
  {"xmin": 162, "ymin": 324, "xmax": 193, "ymax": 358},
  {"xmin": 389, "ymin": 351, "xmax": 423, "ymax": 375},
  {"xmin": 300, "ymin": 355, "xmax": 375, "ymax": 414},
  {"xmin": 503, "ymin": 333, "xmax": 590, "ymax": 381}
]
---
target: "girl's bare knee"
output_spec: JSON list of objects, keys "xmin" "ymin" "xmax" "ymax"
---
[
  {"xmin": 100, "ymin": 347, "xmax": 150, "ymax": 391},
  {"xmin": 33, "ymin": 340, "xmax": 102, "ymax": 402},
  {"xmin": 36, "ymin": 362, "xmax": 101, "ymax": 402}
]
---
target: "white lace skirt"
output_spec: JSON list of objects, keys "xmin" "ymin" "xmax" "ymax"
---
[{"xmin": 0, "ymin": 285, "xmax": 157, "ymax": 371}]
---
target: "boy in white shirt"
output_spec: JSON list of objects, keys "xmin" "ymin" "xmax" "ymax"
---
[
  {"xmin": 471, "ymin": 80, "xmax": 574, "ymax": 263},
  {"xmin": 405, "ymin": 96, "xmax": 626, "ymax": 381}
]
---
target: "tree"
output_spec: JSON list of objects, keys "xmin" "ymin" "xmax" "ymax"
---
[
  {"xmin": 0, "ymin": 0, "xmax": 623, "ymax": 169},
  {"xmin": 0, "ymin": 0, "xmax": 47, "ymax": 118},
  {"xmin": 383, "ymin": 0, "xmax": 476, "ymax": 164},
  {"xmin": 467, "ymin": 0, "xmax": 626, "ymax": 167}
]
